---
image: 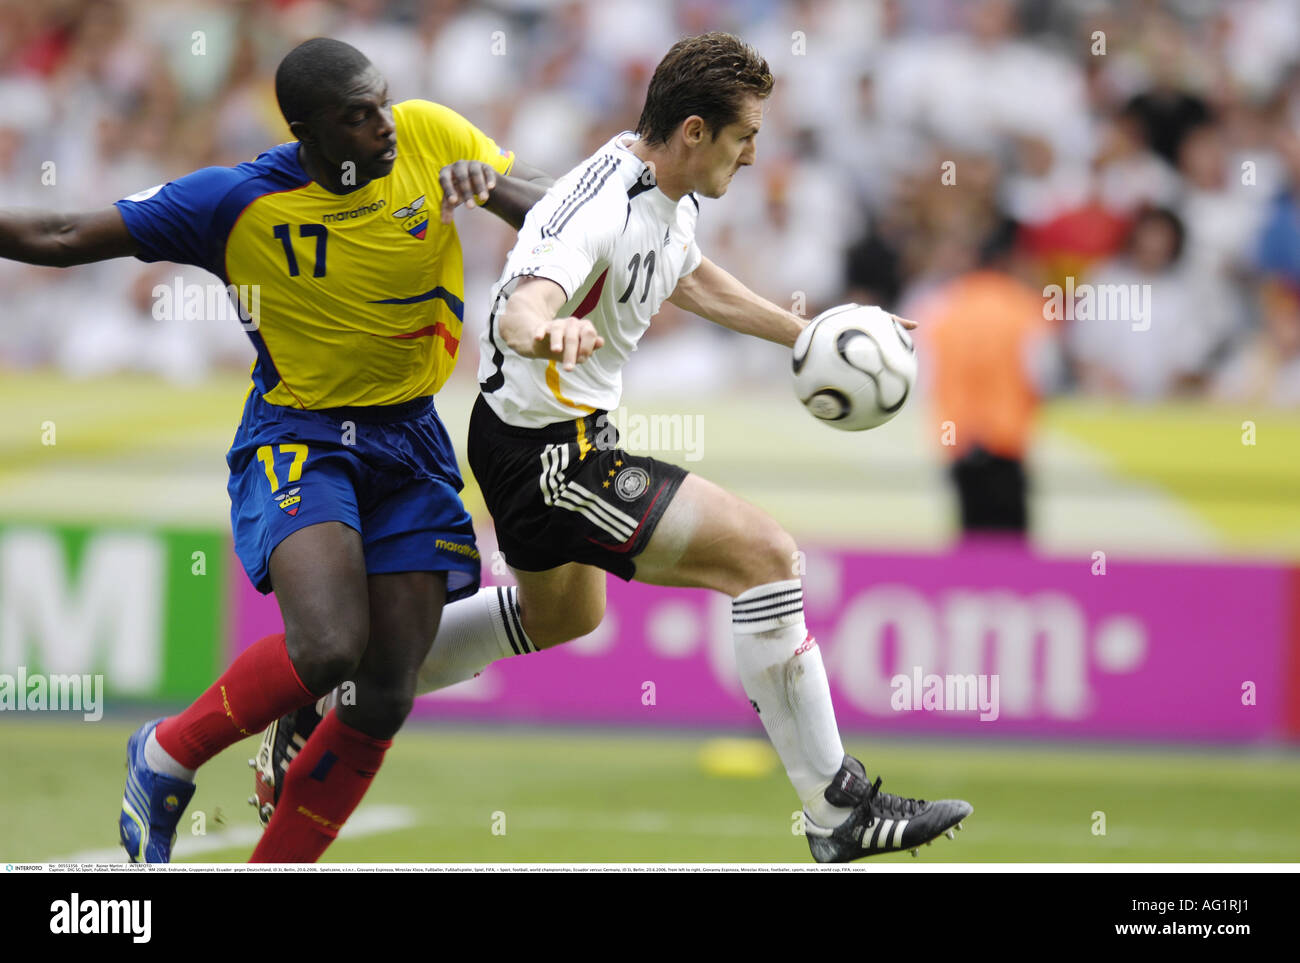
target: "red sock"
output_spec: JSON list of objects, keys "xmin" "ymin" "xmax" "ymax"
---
[
  {"xmin": 248, "ymin": 711, "xmax": 391, "ymax": 863},
  {"xmin": 155, "ymin": 634, "xmax": 315, "ymax": 771}
]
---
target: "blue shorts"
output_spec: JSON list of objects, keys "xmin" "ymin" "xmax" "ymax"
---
[{"xmin": 227, "ymin": 390, "xmax": 481, "ymax": 600}]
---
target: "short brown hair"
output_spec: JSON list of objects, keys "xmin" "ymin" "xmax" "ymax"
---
[{"xmin": 636, "ymin": 33, "xmax": 774, "ymax": 146}]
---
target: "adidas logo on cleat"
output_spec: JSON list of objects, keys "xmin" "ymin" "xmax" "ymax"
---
[
  {"xmin": 804, "ymin": 755, "xmax": 972, "ymax": 863},
  {"xmin": 247, "ymin": 701, "xmax": 327, "ymax": 828}
]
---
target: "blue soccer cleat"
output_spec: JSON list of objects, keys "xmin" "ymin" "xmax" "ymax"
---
[{"xmin": 119, "ymin": 718, "xmax": 196, "ymax": 863}]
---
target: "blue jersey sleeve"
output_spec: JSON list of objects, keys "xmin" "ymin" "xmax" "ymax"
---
[{"xmin": 114, "ymin": 166, "xmax": 246, "ymax": 276}]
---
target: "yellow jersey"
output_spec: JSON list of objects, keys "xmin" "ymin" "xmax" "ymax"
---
[{"xmin": 115, "ymin": 100, "xmax": 514, "ymax": 408}]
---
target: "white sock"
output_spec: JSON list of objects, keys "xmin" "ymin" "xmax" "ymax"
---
[
  {"xmin": 144, "ymin": 727, "xmax": 196, "ymax": 781},
  {"xmin": 314, "ymin": 587, "xmax": 536, "ymax": 713},
  {"xmin": 732, "ymin": 579, "xmax": 852, "ymax": 827},
  {"xmin": 415, "ymin": 585, "xmax": 536, "ymax": 694}
]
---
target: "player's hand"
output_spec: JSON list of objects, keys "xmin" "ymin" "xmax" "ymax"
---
[
  {"xmin": 890, "ymin": 313, "xmax": 917, "ymax": 330},
  {"xmin": 439, "ymin": 160, "xmax": 497, "ymax": 223},
  {"xmin": 531, "ymin": 316, "xmax": 604, "ymax": 370}
]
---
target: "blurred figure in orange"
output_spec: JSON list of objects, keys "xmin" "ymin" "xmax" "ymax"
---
[{"xmin": 914, "ymin": 228, "xmax": 1057, "ymax": 538}]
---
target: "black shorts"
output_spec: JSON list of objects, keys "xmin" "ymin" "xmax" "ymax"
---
[{"xmin": 467, "ymin": 394, "xmax": 688, "ymax": 579}]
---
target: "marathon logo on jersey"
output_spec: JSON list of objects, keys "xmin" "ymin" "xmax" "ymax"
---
[
  {"xmin": 322, "ymin": 198, "xmax": 387, "ymax": 222},
  {"xmin": 275, "ymin": 487, "xmax": 302, "ymax": 516},
  {"xmin": 434, "ymin": 538, "xmax": 481, "ymax": 560},
  {"xmin": 394, "ymin": 194, "xmax": 429, "ymax": 240},
  {"xmin": 50, "ymin": 893, "xmax": 151, "ymax": 943}
]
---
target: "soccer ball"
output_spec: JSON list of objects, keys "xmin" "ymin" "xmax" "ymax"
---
[{"xmin": 792, "ymin": 304, "xmax": 917, "ymax": 431}]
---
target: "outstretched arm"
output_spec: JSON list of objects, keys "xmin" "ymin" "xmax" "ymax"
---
[
  {"xmin": 498, "ymin": 276, "xmax": 604, "ymax": 371},
  {"xmin": 0, "ymin": 207, "xmax": 137, "ymax": 267},
  {"xmin": 670, "ymin": 256, "xmax": 918, "ymax": 346},
  {"xmin": 668, "ymin": 256, "xmax": 806, "ymax": 347},
  {"xmin": 439, "ymin": 158, "xmax": 553, "ymax": 230}
]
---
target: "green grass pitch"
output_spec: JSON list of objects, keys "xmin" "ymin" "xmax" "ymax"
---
[{"xmin": 3, "ymin": 718, "xmax": 1298, "ymax": 863}]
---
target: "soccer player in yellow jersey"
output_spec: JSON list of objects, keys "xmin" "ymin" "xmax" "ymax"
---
[{"xmin": 0, "ymin": 37, "xmax": 549, "ymax": 862}]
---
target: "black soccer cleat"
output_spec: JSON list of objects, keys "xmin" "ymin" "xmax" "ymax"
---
[
  {"xmin": 805, "ymin": 755, "xmax": 972, "ymax": 862},
  {"xmin": 247, "ymin": 699, "xmax": 326, "ymax": 827}
]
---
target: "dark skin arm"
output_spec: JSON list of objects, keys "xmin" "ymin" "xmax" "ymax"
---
[
  {"xmin": 0, "ymin": 155, "xmax": 552, "ymax": 267},
  {"xmin": 438, "ymin": 157, "xmax": 553, "ymax": 230},
  {"xmin": 0, "ymin": 207, "xmax": 137, "ymax": 267}
]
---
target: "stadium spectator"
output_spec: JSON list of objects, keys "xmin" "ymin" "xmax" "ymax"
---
[
  {"xmin": 1212, "ymin": 276, "xmax": 1300, "ymax": 406},
  {"xmin": 1069, "ymin": 206, "xmax": 1223, "ymax": 400},
  {"xmin": 0, "ymin": 0, "xmax": 1293, "ymax": 410}
]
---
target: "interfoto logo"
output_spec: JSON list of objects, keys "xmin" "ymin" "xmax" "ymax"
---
[
  {"xmin": 50, "ymin": 894, "xmax": 151, "ymax": 943},
  {"xmin": 0, "ymin": 666, "xmax": 103, "ymax": 721},
  {"xmin": 890, "ymin": 667, "xmax": 1000, "ymax": 722}
]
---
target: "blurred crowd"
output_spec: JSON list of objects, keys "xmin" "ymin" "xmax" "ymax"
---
[{"xmin": 0, "ymin": 0, "xmax": 1298, "ymax": 410}]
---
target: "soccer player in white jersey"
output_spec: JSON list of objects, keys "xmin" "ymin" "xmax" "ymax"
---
[{"xmin": 260, "ymin": 32, "xmax": 971, "ymax": 861}]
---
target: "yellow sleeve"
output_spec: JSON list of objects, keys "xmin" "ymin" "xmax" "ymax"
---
[{"xmin": 397, "ymin": 99, "xmax": 515, "ymax": 176}]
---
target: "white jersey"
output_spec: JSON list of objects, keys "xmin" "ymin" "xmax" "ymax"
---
[{"xmin": 478, "ymin": 132, "xmax": 703, "ymax": 428}]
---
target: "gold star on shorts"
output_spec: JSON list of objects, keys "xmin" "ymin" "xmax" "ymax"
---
[{"xmin": 602, "ymin": 480, "xmax": 610, "ymax": 488}]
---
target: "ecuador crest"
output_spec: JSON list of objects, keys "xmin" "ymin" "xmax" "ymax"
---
[
  {"xmin": 274, "ymin": 487, "xmax": 302, "ymax": 516},
  {"xmin": 394, "ymin": 194, "xmax": 428, "ymax": 240}
]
